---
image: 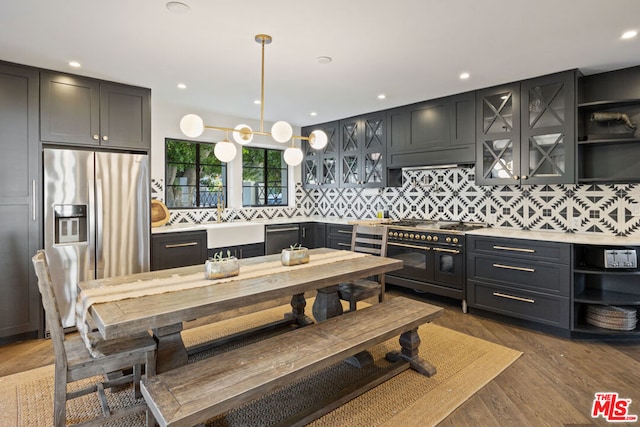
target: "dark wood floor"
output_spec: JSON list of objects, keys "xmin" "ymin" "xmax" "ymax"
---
[{"xmin": 1, "ymin": 286, "xmax": 639, "ymax": 426}]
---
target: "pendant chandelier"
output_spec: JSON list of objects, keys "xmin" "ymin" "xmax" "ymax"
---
[{"xmin": 179, "ymin": 34, "xmax": 328, "ymax": 166}]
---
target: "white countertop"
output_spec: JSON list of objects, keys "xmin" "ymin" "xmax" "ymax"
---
[{"xmin": 467, "ymin": 227, "xmax": 640, "ymax": 246}]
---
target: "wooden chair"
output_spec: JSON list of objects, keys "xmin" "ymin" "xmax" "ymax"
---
[
  {"xmin": 338, "ymin": 224, "xmax": 388, "ymax": 311},
  {"xmin": 32, "ymin": 250, "xmax": 156, "ymax": 427}
]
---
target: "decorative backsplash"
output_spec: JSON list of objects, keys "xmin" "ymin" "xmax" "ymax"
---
[{"xmin": 153, "ymin": 166, "xmax": 640, "ymax": 236}]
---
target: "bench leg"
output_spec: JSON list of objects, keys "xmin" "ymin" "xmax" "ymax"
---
[
  {"xmin": 385, "ymin": 328, "xmax": 437, "ymax": 377},
  {"xmin": 285, "ymin": 293, "xmax": 314, "ymax": 326}
]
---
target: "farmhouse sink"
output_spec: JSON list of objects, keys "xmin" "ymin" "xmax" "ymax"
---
[{"xmin": 201, "ymin": 222, "xmax": 265, "ymax": 248}]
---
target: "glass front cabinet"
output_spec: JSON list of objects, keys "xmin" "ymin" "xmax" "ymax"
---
[
  {"xmin": 301, "ymin": 121, "xmax": 339, "ymax": 189},
  {"xmin": 339, "ymin": 112, "xmax": 386, "ymax": 188},
  {"xmin": 476, "ymin": 70, "xmax": 576, "ymax": 185}
]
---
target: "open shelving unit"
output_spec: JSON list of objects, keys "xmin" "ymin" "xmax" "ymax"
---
[
  {"xmin": 572, "ymin": 245, "xmax": 640, "ymax": 336},
  {"xmin": 577, "ymin": 99, "xmax": 640, "ymax": 183}
]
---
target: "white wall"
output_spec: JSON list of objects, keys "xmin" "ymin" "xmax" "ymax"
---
[{"xmin": 151, "ymin": 97, "xmax": 302, "ymax": 208}]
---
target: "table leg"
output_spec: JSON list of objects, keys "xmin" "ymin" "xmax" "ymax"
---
[
  {"xmin": 285, "ymin": 293, "xmax": 314, "ymax": 326},
  {"xmin": 152, "ymin": 323, "xmax": 188, "ymax": 374},
  {"xmin": 385, "ymin": 327, "xmax": 437, "ymax": 377},
  {"xmin": 312, "ymin": 285, "xmax": 343, "ymax": 322}
]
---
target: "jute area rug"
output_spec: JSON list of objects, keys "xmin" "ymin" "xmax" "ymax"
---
[{"xmin": 0, "ymin": 300, "xmax": 521, "ymax": 427}]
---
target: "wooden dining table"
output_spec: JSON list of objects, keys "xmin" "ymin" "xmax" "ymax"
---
[{"xmin": 77, "ymin": 248, "xmax": 402, "ymax": 373}]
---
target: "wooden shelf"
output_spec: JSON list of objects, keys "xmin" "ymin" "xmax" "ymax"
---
[
  {"xmin": 578, "ymin": 137, "xmax": 640, "ymax": 146},
  {"xmin": 574, "ymin": 289, "xmax": 640, "ymax": 305},
  {"xmin": 578, "ymin": 99, "xmax": 640, "ymax": 109},
  {"xmin": 572, "ymin": 323, "xmax": 639, "ymax": 335},
  {"xmin": 574, "ymin": 267, "xmax": 640, "ymax": 275}
]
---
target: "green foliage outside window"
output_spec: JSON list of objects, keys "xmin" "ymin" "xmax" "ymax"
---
[
  {"xmin": 165, "ymin": 138, "xmax": 227, "ymax": 208},
  {"xmin": 242, "ymin": 147, "xmax": 288, "ymax": 207}
]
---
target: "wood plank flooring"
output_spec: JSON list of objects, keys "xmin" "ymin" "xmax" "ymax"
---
[{"xmin": 1, "ymin": 286, "xmax": 638, "ymax": 426}]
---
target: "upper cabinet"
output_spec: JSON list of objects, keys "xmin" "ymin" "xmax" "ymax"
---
[
  {"xmin": 40, "ymin": 72, "xmax": 151, "ymax": 151},
  {"xmin": 302, "ymin": 121, "xmax": 340, "ymax": 188},
  {"xmin": 386, "ymin": 91, "xmax": 476, "ymax": 169},
  {"xmin": 339, "ymin": 112, "xmax": 386, "ymax": 188},
  {"xmin": 476, "ymin": 70, "xmax": 577, "ymax": 185},
  {"xmin": 577, "ymin": 66, "xmax": 640, "ymax": 183},
  {"xmin": 302, "ymin": 113, "xmax": 386, "ymax": 189}
]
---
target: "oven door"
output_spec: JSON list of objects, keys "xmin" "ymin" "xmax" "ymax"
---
[
  {"xmin": 432, "ymin": 247, "xmax": 464, "ymax": 288},
  {"xmin": 386, "ymin": 241, "xmax": 434, "ymax": 282}
]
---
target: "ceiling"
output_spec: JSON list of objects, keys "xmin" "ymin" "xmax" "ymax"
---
[{"xmin": 1, "ymin": 0, "xmax": 639, "ymax": 128}]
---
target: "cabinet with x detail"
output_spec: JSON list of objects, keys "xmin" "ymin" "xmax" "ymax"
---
[{"xmin": 475, "ymin": 70, "xmax": 577, "ymax": 185}]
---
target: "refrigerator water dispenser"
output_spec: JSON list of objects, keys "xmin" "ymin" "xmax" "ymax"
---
[{"xmin": 54, "ymin": 204, "xmax": 87, "ymax": 244}]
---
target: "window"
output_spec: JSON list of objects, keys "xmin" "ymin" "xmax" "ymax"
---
[
  {"xmin": 242, "ymin": 147, "xmax": 288, "ymax": 207},
  {"xmin": 165, "ymin": 138, "xmax": 227, "ymax": 208}
]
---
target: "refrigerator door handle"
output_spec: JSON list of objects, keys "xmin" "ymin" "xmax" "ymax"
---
[
  {"xmin": 32, "ymin": 180, "xmax": 36, "ymax": 221},
  {"xmin": 96, "ymin": 178, "xmax": 104, "ymax": 279},
  {"xmin": 88, "ymin": 178, "xmax": 96, "ymax": 275}
]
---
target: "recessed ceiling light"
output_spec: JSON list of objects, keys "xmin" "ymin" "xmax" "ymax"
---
[
  {"xmin": 459, "ymin": 72, "xmax": 470, "ymax": 80},
  {"xmin": 621, "ymin": 30, "xmax": 638, "ymax": 39},
  {"xmin": 310, "ymin": 112, "xmax": 317, "ymax": 117},
  {"xmin": 377, "ymin": 94, "xmax": 386, "ymax": 100},
  {"xmin": 177, "ymin": 83, "xmax": 187, "ymax": 89},
  {"xmin": 69, "ymin": 61, "xmax": 81, "ymax": 68},
  {"xmin": 316, "ymin": 56, "xmax": 332, "ymax": 64},
  {"xmin": 166, "ymin": 1, "xmax": 190, "ymax": 13},
  {"xmin": 254, "ymin": 100, "xmax": 261, "ymax": 105}
]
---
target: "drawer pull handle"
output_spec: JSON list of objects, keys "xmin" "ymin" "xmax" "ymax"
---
[
  {"xmin": 337, "ymin": 230, "xmax": 352, "ymax": 235},
  {"xmin": 493, "ymin": 292, "xmax": 535, "ymax": 304},
  {"xmin": 493, "ymin": 245, "xmax": 535, "ymax": 253},
  {"xmin": 493, "ymin": 263, "xmax": 535, "ymax": 273},
  {"xmin": 433, "ymin": 247, "xmax": 460, "ymax": 255},
  {"xmin": 165, "ymin": 242, "xmax": 198, "ymax": 249},
  {"xmin": 338, "ymin": 243, "xmax": 351, "ymax": 247}
]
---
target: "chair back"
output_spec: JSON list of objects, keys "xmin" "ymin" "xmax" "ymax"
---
[
  {"xmin": 350, "ymin": 224, "xmax": 388, "ymax": 257},
  {"xmin": 32, "ymin": 250, "xmax": 68, "ymax": 367}
]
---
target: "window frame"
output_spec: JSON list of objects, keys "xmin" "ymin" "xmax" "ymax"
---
[
  {"xmin": 241, "ymin": 146, "xmax": 288, "ymax": 207},
  {"xmin": 164, "ymin": 138, "xmax": 228, "ymax": 209}
]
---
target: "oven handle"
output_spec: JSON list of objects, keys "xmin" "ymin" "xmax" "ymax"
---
[
  {"xmin": 433, "ymin": 247, "xmax": 461, "ymax": 255},
  {"xmin": 388, "ymin": 242, "xmax": 431, "ymax": 251}
]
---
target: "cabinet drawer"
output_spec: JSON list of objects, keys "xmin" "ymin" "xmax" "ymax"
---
[
  {"xmin": 152, "ymin": 231, "xmax": 208, "ymax": 270},
  {"xmin": 467, "ymin": 254, "xmax": 570, "ymax": 296},
  {"xmin": 468, "ymin": 281, "xmax": 570, "ymax": 328},
  {"xmin": 468, "ymin": 236, "xmax": 571, "ymax": 264},
  {"xmin": 326, "ymin": 224, "xmax": 353, "ymax": 250}
]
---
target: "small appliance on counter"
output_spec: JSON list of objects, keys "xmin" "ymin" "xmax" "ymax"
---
[{"xmin": 582, "ymin": 247, "xmax": 638, "ymax": 269}]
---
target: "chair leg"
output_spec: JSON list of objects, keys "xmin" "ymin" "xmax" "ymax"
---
[
  {"xmin": 349, "ymin": 300, "xmax": 357, "ymax": 312},
  {"xmin": 133, "ymin": 364, "xmax": 142, "ymax": 399},
  {"xmin": 53, "ymin": 369, "xmax": 67, "ymax": 427}
]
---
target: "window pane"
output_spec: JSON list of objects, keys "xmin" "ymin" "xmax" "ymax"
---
[
  {"xmin": 165, "ymin": 138, "xmax": 227, "ymax": 208},
  {"xmin": 242, "ymin": 146, "xmax": 287, "ymax": 207}
]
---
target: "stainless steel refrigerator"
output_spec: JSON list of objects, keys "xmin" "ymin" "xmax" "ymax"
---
[{"xmin": 43, "ymin": 148, "xmax": 150, "ymax": 328}]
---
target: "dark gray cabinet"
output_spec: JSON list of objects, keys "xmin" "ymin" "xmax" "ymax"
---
[
  {"xmin": 339, "ymin": 112, "xmax": 386, "ymax": 188},
  {"xmin": 151, "ymin": 231, "xmax": 208, "ymax": 271},
  {"xmin": 577, "ymin": 66, "xmax": 640, "ymax": 183},
  {"xmin": 299, "ymin": 222, "xmax": 326, "ymax": 249},
  {"xmin": 40, "ymin": 72, "xmax": 151, "ymax": 151},
  {"xmin": 476, "ymin": 70, "xmax": 577, "ymax": 185},
  {"xmin": 301, "ymin": 121, "xmax": 339, "ymax": 188},
  {"xmin": 209, "ymin": 243, "xmax": 265, "ymax": 259},
  {"xmin": 325, "ymin": 224, "xmax": 353, "ymax": 250},
  {"xmin": 466, "ymin": 235, "xmax": 571, "ymax": 330},
  {"xmin": 0, "ymin": 63, "xmax": 41, "ymax": 342},
  {"xmin": 387, "ymin": 91, "xmax": 476, "ymax": 168}
]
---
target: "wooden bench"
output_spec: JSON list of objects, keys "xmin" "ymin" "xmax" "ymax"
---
[{"xmin": 141, "ymin": 296, "xmax": 443, "ymax": 427}]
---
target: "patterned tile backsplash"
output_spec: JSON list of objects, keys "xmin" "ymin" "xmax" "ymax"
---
[{"xmin": 153, "ymin": 165, "xmax": 640, "ymax": 236}]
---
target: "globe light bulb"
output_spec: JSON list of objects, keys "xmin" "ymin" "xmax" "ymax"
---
[
  {"xmin": 214, "ymin": 140, "xmax": 237, "ymax": 162},
  {"xmin": 309, "ymin": 130, "xmax": 328, "ymax": 150},
  {"xmin": 233, "ymin": 124, "xmax": 253, "ymax": 145},
  {"xmin": 179, "ymin": 114, "xmax": 205, "ymax": 138},
  {"xmin": 271, "ymin": 121, "xmax": 293, "ymax": 143},
  {"xmin": 283, "ymin": 147, "xmax": 303, "ymax": 166}
]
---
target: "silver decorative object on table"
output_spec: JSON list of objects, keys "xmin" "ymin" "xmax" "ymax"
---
[
  {"xmin": 205, "ymin": 252, "xmax": 239, "ymax": 279},
  {"xmin": 281, "ymin": 246, "xmax": 310, "ymax": 266}
]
